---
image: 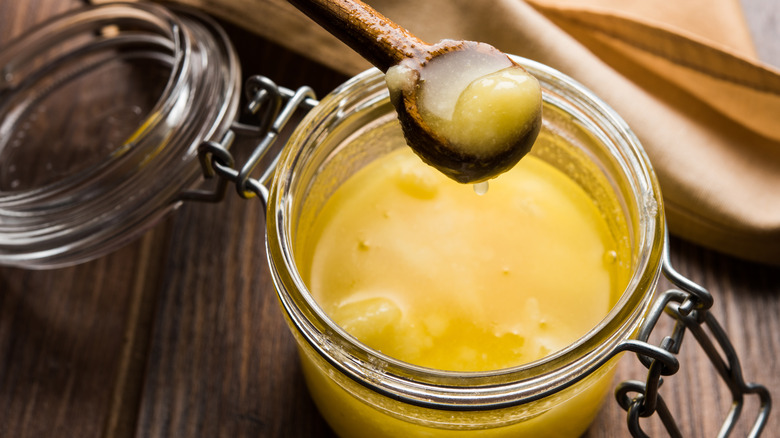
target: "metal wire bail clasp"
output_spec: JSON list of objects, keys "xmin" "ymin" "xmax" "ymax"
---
[
  {"xmin": 182, "ymin": 75, "xmax": 318, "ymax": 205},
  {"xmin": 615, "ymin": 231, "xmax": 772, "ymax": 437}
]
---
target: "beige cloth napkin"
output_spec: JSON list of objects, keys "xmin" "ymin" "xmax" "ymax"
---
[{"xmin": 166, "ymin": 0, "xmax": 780, "ymax": 265}]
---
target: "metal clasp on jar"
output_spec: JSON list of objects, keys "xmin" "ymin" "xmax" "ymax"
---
[
  {"xmin": 615, "ymin": 232, "xmax": 771, "ymax": 437},
  {"xmin": 181, "ymin": 75, "xmax": 318, "ymax": 206}
]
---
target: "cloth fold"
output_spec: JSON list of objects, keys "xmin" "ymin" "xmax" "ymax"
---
[{"xmin": 163, "ymin": 0, "xmax": 780, "ymax": 265}]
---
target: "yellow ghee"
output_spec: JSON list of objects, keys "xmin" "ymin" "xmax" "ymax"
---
[
  {"xmin": 295, "ymin": 147, "xmax": 629, "ymax": 436},
  {"xmin": 420, "ymin": 66, "xmax": 541, "ymax": 159},
  {"xmin": 385, "ymin": 49, "xmax": 542, "ymax": 182}
]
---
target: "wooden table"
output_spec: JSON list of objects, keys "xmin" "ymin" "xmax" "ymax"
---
[{"xmin": 1, "ymin": 1, "xmax": 778, "ymax": 436}]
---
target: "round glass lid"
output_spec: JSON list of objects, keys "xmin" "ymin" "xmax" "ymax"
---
[{"xmin": 0, "ymin": 2, "xmax": 241, "ymax": 268}]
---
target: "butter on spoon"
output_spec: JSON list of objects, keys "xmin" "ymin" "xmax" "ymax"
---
[{"xmin": 288, "ymin": 0, "xmax": 542, "ymax": 184}]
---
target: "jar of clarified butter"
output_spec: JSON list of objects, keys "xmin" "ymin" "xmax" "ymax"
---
[
  {"xmin": 1, "ymin": 3, "xmax": 768, "ymax": 436},
  {"xmin": 266, "ymin": 61, "xmax": 662, "ymax": 437}
]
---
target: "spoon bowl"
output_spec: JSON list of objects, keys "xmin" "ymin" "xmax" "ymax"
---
[{"xmin": 288, "ymin": 0, "xmax": 542, "ymax": 183}]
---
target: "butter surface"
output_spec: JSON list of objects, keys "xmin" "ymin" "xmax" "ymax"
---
[{"xmin": 298, "ymin": 147, "xmax": 626, "ymax": 372}]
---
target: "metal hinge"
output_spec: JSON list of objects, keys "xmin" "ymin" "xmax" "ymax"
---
[
  {"xmin": 181, "ymin": 75, "xmax": 317, "ymax": 205},
  {"xmin": 616, "ymin": 232, "xmax": 772, "ymax": 437}
]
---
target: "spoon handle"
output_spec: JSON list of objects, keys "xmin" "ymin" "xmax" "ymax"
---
[{"xmin": 287, "ymin": 0, "xmax": 428, "ymax": 72}]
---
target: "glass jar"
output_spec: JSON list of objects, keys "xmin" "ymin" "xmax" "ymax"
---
[
  {"xmin": 265, "ymin": 61, "xmax": 664, "ymax": 436},
  {"xmin": 0, "ymin": 2, "xmax": 240, "ymax": 268}
]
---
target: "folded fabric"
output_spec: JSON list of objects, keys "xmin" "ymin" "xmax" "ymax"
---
[{"xmin": 145, "ymin": 0, "xmax": 780, "ymax": 265}]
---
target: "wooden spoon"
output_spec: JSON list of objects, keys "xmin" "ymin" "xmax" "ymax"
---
[{"xmin": 288, "ymin": 0, "xmax": 542, "ymax": 184}]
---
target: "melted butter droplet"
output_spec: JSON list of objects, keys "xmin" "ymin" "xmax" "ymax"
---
[{"xmin": 473, "ymin": 181, "xmax": 489, "ymax": 196}]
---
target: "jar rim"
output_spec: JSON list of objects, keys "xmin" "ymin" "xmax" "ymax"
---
[
  {"xmin": 0, "ymin": 2, "xmax": 241, "ymax": 268},
  {"xmin": 268, "ymin": 58, "xmax": 665, "ymax": 410}
]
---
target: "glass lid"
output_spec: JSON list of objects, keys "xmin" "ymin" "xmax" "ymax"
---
[{"xmin": 0, "ymin": 2, "xmax": 241, "ymax": 268}]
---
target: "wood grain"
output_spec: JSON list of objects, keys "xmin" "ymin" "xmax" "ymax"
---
[
  {"xmin": 0, "ymin": 226, "xmax": 171, "ymax": 438},
  {"xmin": 287, "ymin": 0, "xmax": 427, "ymax": 71},
  {"xmin": 0, "ymin": 1, "xmax": 778, "ymax": 438}
]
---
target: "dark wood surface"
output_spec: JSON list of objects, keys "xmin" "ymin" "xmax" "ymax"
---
[{"xmin": 1, "ymin": 1, "xmax": 778, "ymax": 437}]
